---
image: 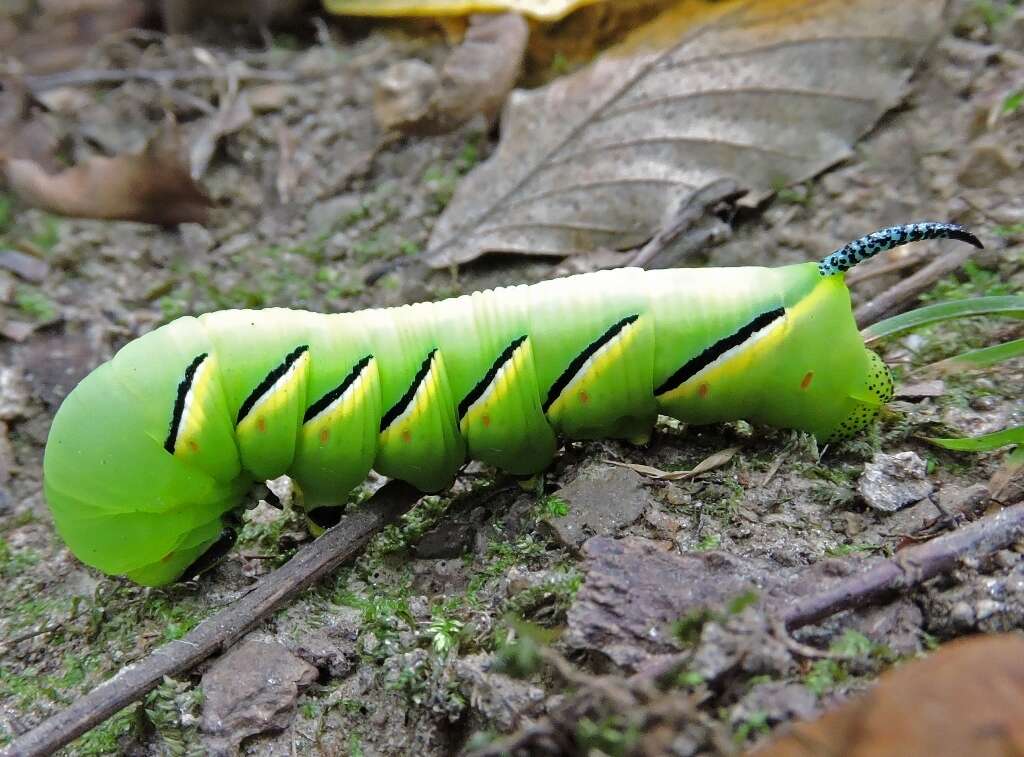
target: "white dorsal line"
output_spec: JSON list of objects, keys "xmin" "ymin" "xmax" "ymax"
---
[
  {"xmin": 673, "ymin": 315, "xmax": 786, "ymax": 390},
  {"xmin": 385, "ymin": 355, "xmax": 436, "ymax": 431},
  {"xmin": 175, "ymin": 356, "xmax": 211, "ymax": 447},
  {"xmin": 554, "ymin": 320, "xmax": 637, "ymax": 405},
  {"xmin": 463, "ymin": 342, "xmax": 526, "ymax": 418},
  {"xmin": 244, "ymin": 352, "xmax": 308, "ymax": 420},
  {"xmin": 304, "ymin": 359, "xmax": 374, "ymax": 425}
]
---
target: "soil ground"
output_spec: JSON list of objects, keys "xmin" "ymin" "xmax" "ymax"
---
[{"xmin": 0, "ymin": 1, "xmax": 1022, "ymax": 755}]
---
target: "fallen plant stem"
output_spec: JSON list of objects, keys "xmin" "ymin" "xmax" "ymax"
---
[
  {"xmin": 628, "ymin": 178, "xmax": 745, "ymax": 268},
  {"xmin": 2, "ymin": 480, "xmax": 422, "ymax": 757},
  {"xmin": 19, "ymin": 66, "xmax": 298, "ymax": 93},
  {"xmin": 783, "ymin": 501, "xmax": 1024, "ymax": 630},
  {"xmin": 844, "ymin": 248, "xmax": 929, "ymax": 286},
  {"xmin": 854, "ymin": 245, "xmax": 976, "ymax": 328}
]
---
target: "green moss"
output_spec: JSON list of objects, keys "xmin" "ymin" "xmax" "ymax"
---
[
  {"xmin": 65, "ymin": 706, "xmax": 139, "ymax": 756},
  {"xmin": 505, "ymin": 568, "xmax": 582, "ymax": 626},
  {"xmin": 576, "ymin": 715, "xmax": 640, "ymax": 757},
  {"xmin": 15, "ymin": 286, "xmax": 57, "ymax": 320},
  {"xmin": 803, "ymin": 630, "xmax": 897, "ymax": 696},
  {"xmin": 533, "ymin": 494, "xmax": 569, "ymax": 520},
  {"xmin": 0, "ymin": 193, "xmax": 11, "ymax": 233},
  {"xmin": 143, "ymin": 677, "xmax": 204, "ymax": 756},
  {"xmin": 733, "ymin": 711, "xmax": 770, "ymax": 744},
  {"xmin": 0, "ymin": 538, "xmax": 40, "ymax": 578}
]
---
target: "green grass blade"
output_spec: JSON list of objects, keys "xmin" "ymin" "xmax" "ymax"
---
[
  {"xmin": 925, "ymin": 338, "xmax": 1024, "ymax": 373},
  {"xmin": 926, "ymin": 425, "xmax": 1024, "ymax": 452},
  {"xmin": 862, "ymin": 296, "xmax": 1024, "ymax": 343}
]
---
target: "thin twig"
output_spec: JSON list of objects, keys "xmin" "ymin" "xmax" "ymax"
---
[
  {"xmin": 783, "ymin": 501, "xmax": 1024, "ymax": 630},
  {"xmin": 2, "ymin": 481, "xmax": 422, "ymax": 757},
  {"xmin": 18, "ymin": 66, "xmax": 298, "ymax": 93},
  {"xmin": 628, "ymin": 178, "xmax": 746, "ymax": 269},
  {"xmin": 853, "ymin": 245, "xmax": 976, "ymax": 328}
]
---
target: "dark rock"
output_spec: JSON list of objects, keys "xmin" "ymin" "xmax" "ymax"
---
[
  {"xmin": 0, "ymin": 250, "xmax": 49, "ymax": 283},
  {"xmin": 453, "ymin": 653, "xmax": 545, "ymax": 731},
  {"xmin": 852, "ymin": 599, "xmax": 924, "ymax": 657},
  {"xmin": 692, "ymin": 612, "xmax": 798, "ymax": 681},
  {"xmin": 730, "ymin": 681, "xmax": 818, "ymax": 729},
  {"xmin": 289, "ymin": 608, "xmax": 361, "ymax": 679},
  {"xmin": 0, "ymin": 367, "xmax": 30, "ymax": 421},
  {"xmin": 565, "ymin": 536, "xmax": 795, "ymax": 669},
  {"xmin": 857, "ymin": 452, "xmax": 933, "ymax": 513},
  {"xmin": 541, "ymin": 465, "xmax": 651, "ymax": 550},
  {"xmin": 895, "ymin": 380, "xmax": 945, "ymax": 399},
  {"xmin": 200, "ymin": 639, "xmax": 318, "ymax": 756},
  {"xmin": 18, "ymin": 330, "xmax": 106, "ymax": 410}
]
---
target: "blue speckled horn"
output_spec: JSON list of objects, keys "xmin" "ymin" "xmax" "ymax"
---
[{"xmin": 818, "ymin": 222, "xmax": 983, "ymax": 276}]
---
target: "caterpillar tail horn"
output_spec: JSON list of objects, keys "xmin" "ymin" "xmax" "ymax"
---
[{"xmin": 817, "ymin": 222, "xmax": 983, "ymax": 276}]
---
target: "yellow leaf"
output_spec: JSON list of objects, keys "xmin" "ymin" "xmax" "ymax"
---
[{"xmin": 323, "ymin": 0, "xmax": 602, "ymax": 22}]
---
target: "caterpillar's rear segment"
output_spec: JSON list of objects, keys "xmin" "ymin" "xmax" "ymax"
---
[
  {"xmin": 824, "ymin": 350, "xmax": 894, "ymax": 441},
  {"xmin": 43, "ymin": 321, "xmax": 250, "ymax": 586}
]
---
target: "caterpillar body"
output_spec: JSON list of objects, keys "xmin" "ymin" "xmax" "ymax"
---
[{"xmin": 42, "ymin": 223, "xmax": 981, "ymax": 585}]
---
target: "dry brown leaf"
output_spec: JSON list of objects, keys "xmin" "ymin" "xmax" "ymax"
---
[
  {"xmin": 1, "ymin": 119, "xmax": 213, "ymax": 226},
  {"xmin": 425, "ymin": 0, "xmax": 943, "ymax": 267},
  {"xmin": 989, "ymin": 448, "xmax": 1024, "ymax": 504},
  {"xmin": 750, "ymin": 634, "xmax": 1024, "ymax": 757},
  {"xmin": 605, "ymin": 446, "xmax": 737, "ymax": 481},
  {"xmin": 0, "ymin": 1, "xmax": 146, "ymax": 75},
  {"xmin": 190, "ymin": 64, "xmax": 255, "ymax": 179},
  {"xmin": 374, "ymin": 13, "xmax": 529, "ymax": 136}
]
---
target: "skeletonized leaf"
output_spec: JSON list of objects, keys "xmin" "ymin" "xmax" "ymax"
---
[
  {"xmin": 1, "ymin": 119, "xmax": 213, "ymax": 226},
  {"xmin": 605, "ymin": 446, "xmax": 737, "ymax": 481},
  {"xmin": 374, "ymin": 13, "xmax": 529, "ymax": 136},
  {"xmin": 425, "ymin": 0, "xmax": 943, "ymax": 268},
  {"xmin": 751, "ymin": 634, "xmax": 1024, "ymax": 757},
  {"xmin": 325, "ymin": 0, "xmax": 601, "ymax": 21}
]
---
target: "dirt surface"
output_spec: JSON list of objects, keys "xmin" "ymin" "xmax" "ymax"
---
[{"xmin": 1, "ymin": 2, "xmax": 1022, "ymax": 755}]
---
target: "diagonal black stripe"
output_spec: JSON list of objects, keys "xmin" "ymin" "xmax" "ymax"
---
[
  {"xmin": 303, "ymin": 355, "xmax": 373, "ymax": 424},
  {"xmin": 458, "ymin": 336, "xmax": 528, "ymax": 421},
  {"xmin": 236, "ymin": 345, "xmax": 309, "ymax": 425},
  {"xmin": 165, "ymin": 353, "xmax": 208, "ymax": 454},
  {"xmin": 654, "ymin": 307, "xmax": 785, "ymax": 396},
  {"xmin": 380, "ymin": 349, "xmax": 437, "ymax": 432},
  {"xmin": 542, "ymin": 314, "xmax": 639, "ymax": 413}
]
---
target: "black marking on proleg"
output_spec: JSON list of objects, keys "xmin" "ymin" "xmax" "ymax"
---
[
  {"xmin": 303, "ymin": 355, "xmax": 373, "ymax": 424},
  {"xmin": 180, "ymin": 527, "xmax": 237, "ymax": 583},
  {"xmin": 164, "ymin": 353, "xmax": 208, "ymax": 454},
  {"xmin": 543, "ymin": 315, "xmax": 639, "ymax": 413},
  {"xmin": 458, "ymin": 335, "xmax": 528, "ymax": 420},
  {"xmin": 380, "ymin": 349, "xmax": 437, "ymax": 432},
  {"xmin": 818, "ymin": 222, "xmax": 983, "ymax": 276},
  {"xmin": 307, "ymin": 506, "xmax": 343, "ymax": 530},
  {"xmin": 655, "ymin": 307, "xmax": 786, "ymax": 396},
  {"xmin": 236, "ymin": 345, "xmax": 309, "ymax": 425}
]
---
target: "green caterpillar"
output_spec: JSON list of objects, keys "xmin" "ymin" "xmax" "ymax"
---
[{"xmin": 42, "ymin": 223, "xmax": 981, "ymax": 585}]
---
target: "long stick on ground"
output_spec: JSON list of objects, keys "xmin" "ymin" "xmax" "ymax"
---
[
  {"xmin": 469, "ymin": 502, "xmax": 1024, "ymax": 757},
  {"xmin": 783, "ymin": 501, "xmax": 1024, "ymax": 630},
  {"xmin": 854, "ymin": 245, "xmax": 975, "ymax": 328},
  {"xmin": 3, "ymin": 481, "xmax": 422, "ymax": 757}
]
